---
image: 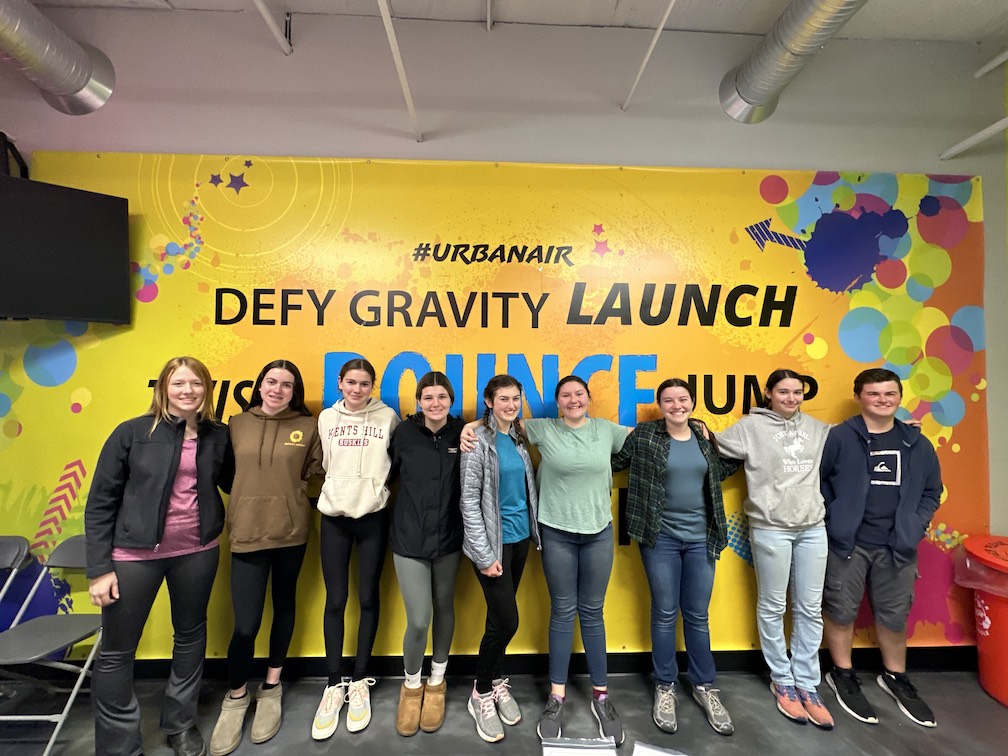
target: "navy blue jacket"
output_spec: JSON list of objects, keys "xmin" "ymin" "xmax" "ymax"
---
[
  {"xmin": 85, "ymin": 415, "xmax": 234, "ymax": 578},
  {"xmin": 820, "ymin": 415, "xmax": 941, "ymax": 565}
]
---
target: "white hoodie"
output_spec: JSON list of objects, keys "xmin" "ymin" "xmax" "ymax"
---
[
  {"xmin": 716, "ymin": 407, "xmax": 830, "ymax": 530},
  {"xmin": 317, "ymin": 397, "xmax": 400, "ymax": 518}
]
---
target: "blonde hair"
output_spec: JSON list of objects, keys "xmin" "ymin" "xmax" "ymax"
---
[{"xmin": 147, "ymin": 356, "xmax": 217, "ymax": 433}]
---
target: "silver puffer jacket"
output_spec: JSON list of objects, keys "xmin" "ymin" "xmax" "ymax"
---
[{"xmin": 460, "ymin": 422, "xmax": 541, "ymax": 570}]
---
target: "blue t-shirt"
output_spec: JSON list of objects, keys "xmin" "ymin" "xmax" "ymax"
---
[
  {"xmin": 496, "ymin": 431, "xmax": 530, "ymax": 544},
  {"xmin": 661, "ymin": 434, "xmax": 708, "ymax": 542}
]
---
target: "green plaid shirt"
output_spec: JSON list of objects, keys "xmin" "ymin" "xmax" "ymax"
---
[{"xmin": 612, "ymin": 419, "xmax": 739, "ymax": 559}]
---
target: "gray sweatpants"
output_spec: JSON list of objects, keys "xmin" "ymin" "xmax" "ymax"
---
[{"xmin": 392, "ymin": 551, "xmax": 461, "ymax": 674}]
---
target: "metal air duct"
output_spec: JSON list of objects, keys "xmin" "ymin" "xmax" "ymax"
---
[
  {"xmin": 719, "ymin": 0, "xmax": 867, "ymax": 124},
  {"xmin": 0, "ymin": 0, "xmax": 114, "ymax": 115}
]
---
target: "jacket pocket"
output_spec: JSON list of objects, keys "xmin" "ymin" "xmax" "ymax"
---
[
  {"xmin": 318, "ymin": 476, "xmax": 382, "ymax": 517},
  {"xmin": 228, "ymin": 496, "xmax": 294, "ymax": 543}
]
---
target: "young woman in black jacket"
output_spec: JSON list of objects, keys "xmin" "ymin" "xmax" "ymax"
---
[
  {"xmin": 85, "ymin": 356, "xmax": 233, "ymax": 756},
  {"xmin": 387, "ymin": 371, "xmax": 465, "ymax": 737}
]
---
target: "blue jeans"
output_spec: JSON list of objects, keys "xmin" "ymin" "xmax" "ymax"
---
[
  {"xmin": 749, "ymin": 524, "xmax": 827, "ymax": 690},
  {"xmin": 639, "ymin": 534, "xmax": 716, "ymax": 687},
  {"xmin": 539, "ymin": 523, "xmax": 613, "ymax": 687}
]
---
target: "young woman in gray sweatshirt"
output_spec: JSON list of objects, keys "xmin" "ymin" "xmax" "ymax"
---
[{"xmin": 716, "ymin": 368, "xmax": 834, "ymax": 730}]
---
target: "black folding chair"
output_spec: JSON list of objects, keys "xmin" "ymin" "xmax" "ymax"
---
[{"xmin": 0, "ymin": 535, "xmax": 102, "ymax": 756}]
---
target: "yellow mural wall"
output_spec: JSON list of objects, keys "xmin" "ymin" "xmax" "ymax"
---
[{"xmin": 0, "ymin": 153, "xmax": 987, "ymax": 659}]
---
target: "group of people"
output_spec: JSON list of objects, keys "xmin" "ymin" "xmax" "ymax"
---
[{"xmin": 83, "ymin": 356, "xmax": 941, "ymax": 756}]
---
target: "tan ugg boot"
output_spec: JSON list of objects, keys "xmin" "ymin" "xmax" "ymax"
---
[
  {"xmin": 419, "ymin": 679, "xmax": 447, "ymax": 733},
  {"xmin": 209, "ymin": 691, "xmax": 251, "ymax": 756},
  {"xmin": 396, "ymin": 682, "xmax": 424, "ymax": 736},
  {"xmin": 250, "ymin": 683, "xmax": 283, "ymax": 744}
]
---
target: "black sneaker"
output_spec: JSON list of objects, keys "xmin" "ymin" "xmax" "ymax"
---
[
  {"xmin": 826, "ymin": 668, "xmax": 878, "ymax": 724},
  {"xmin": 590, "ymin": 696, "xmax": 625, "ymax": 746},
  {"xmin": 536, "ymin": 695, "xmax": 565, "ymax": 740},
  {"xmin": 877, "ymin": 672, "xmax": 937, "ymax": 728}
]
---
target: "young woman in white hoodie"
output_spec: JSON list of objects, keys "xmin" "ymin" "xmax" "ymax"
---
[
  {"xmin": 311, "ymin": 358, "xmax": 400, "ymax": 740},
  {"xmin": 715, "ymin": 369, "xmax": 834, "ymax": 730}
]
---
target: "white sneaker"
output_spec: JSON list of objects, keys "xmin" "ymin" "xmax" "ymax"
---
[
  {"xmin": 345, "ymin": 678, "xmax": 377, "ymax": 733},
  {"xmin": 311, "ymin": 681, "xmax": 347, "ymax": 741}
]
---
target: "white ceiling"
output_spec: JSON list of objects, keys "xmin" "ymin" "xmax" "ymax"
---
[{"xmin": 33, "ymin": 0, "xmax": 1008, "ymax": 45}]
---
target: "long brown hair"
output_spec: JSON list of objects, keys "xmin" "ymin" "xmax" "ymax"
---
[{"xmin": 482, "ymin": 374, "xmax": 530, "ymax": 448}]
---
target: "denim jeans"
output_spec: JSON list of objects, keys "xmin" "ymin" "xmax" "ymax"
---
[
  {"xmin": 749, "ymin": 524, "xmax": 827, "ymax": 690},
  {"xmin": 539, "ymin": 523, "xmax": 613, "ymax": 687},
  {"xmin": 639, "ymin": 534, "xmax": 717, "ymax": 687}
]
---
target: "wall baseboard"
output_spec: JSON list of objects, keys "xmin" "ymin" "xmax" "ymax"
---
[{"xmin": 134, "ymin": 646, "xmax": 979, "ymax": 680}]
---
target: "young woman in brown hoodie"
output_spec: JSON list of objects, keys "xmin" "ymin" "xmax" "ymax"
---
[{"xmin": 209, "ymin": 359, "xmax": 323, "ymax": 756}]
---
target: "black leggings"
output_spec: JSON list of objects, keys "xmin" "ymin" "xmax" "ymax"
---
[
  {"xmin": 226, "ymin": 543, "xmax": 307, "ymax": 690},
  {"xmin": 473, "ymin": 539, "xmax": 530, "ymax": 692},
  {"xmin": 93, "ymin": 547, "xmax": 218, "ymax": 756},
  {"xmin": 320, "ymin": 509, "xmax": 389, "ymax": 683}
]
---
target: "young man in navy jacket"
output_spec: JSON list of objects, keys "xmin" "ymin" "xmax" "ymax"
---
[{"xmin": 820, "ymin": 368, "xmax": 942, "ymax": 729}]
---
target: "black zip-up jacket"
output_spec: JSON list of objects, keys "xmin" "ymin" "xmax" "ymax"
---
[
  {"xmin": 820, "ymin": 415, "xmax": 941, "ymax": 565},
  {"xmin": 85, "ymin": 414, "xmax": 234, "ymax": 578},
  {"xmin": 387, "ymin": 413, "xmax": 464, "ymax": 560}
]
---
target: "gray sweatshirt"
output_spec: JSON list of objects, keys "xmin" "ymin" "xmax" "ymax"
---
[{"xmin": 716, "ymin": 407, "xmax": 830, "ymax": 531}]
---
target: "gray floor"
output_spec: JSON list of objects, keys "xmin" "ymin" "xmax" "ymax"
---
[{"xmin": 2, "ymin": 671, "xmax": 1007, "ymax": 755}]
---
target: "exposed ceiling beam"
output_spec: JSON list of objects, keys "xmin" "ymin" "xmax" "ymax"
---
[
  {"xmin": 622, "ymin": 0, "xmax": 678, "ymax": 112},
  {"xmin": 375, "ymin": 0, "xmax": 422, "ymax": 142},
  {"xmin": 974, "ymin": 48, "xmax": 1008, "ymax": 79},
  {"xmin": 940, "ymin": 115, "xmax": 1008, "ymax": 160},
  {"xmin": 252, "ymin": 0, "xmax": 293, "ymax": 56}
]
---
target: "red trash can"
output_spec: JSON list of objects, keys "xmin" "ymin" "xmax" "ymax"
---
[{"xmin": 963, "ymin": 535, "xmax": 1008, "ymax": 706}]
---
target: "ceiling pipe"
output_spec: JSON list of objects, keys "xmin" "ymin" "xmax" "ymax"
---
[
  {"xmin": 719, "ymin": 0, "xmax": 867, "ymax": 124},
  {"xmin": 0, "ymin": 0, "xmax": 114, "ymax": 115}
]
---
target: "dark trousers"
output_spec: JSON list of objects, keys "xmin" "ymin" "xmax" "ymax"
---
[
  {"xmin": 320, "ymin": 509, "xmax": 389, "ymax": 683},
  {"xmin": 473, "ymin": 539, "xmax": 530, "ymax": 692},
  {"xmin": 92, "ymin": 547, "xmax": 218, "ymax": 756},
  {"xmin": 227, "ymin": 543, "xmax": 307, "ymax": 690}
]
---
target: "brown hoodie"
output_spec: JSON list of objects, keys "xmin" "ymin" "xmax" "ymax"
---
[{"xmin": 226, "ymin": 406, "xmax": 324, "ymax": 553}]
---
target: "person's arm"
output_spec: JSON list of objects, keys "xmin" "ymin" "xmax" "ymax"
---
[
  {"xmin": 819, "ymin": 430, "xmax": 838, "ymax": 507},
  {"xmin": 303, "ymin": 424, "xmax": 325, "ymax": 479},
  {"xmin": 611, "ymin": 425, "xmax": 638, "ymax": 471},
  {"xmin": 84, "ymin": 421, "xmax": 131, "ymax": 600},
  {"xmin": 713, "ymin": 419, "xmax": 746, "ymax": 461},
  {"xmin": 459, "ymin": 439, "xmax": 495, "ymax": 571},
  {"xmin": 916, "ymin": 442, "xmax": 943, "ymax": 531}
]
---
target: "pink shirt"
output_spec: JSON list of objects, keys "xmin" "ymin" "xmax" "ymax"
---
[{"xmin": 113, "ymin": 438, "xmax": 218, "ymax": 561}]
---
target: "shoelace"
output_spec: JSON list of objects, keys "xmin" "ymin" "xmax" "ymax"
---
[
  {"xmin": 542, "ymin": 697, "xmax": 562, "ymax": 719},
  {"xmin": 657, "ymin": 688, "xmax": 677, "ymax": 714},
  {"xmin": 595, "ymin": 697, "xmax": 619, "ymax": 720},
  {"xmin": 775, "ymin": 684, "xmax": 801, "ymax": 702},
  {"xmin": 477, "ymin": 691, "xmax": 497, "ymax": 719},
  {"xmin": 699, "ymin": 687, "xmax": 727, "ymax": 715},
  {"xmin": 889, "ymin": 675, "xmax": 921, "ymax": 699},
  {"xmin": 492, "ymin": 678, "xmax": 513, "ymax": 703},
  {"xmin": 320, "ymin": 684, "xmax": 342, "ymax": 715},
  {"xmin": 347, "ymin": 678, "xmax": 376, "ymax": 708}
]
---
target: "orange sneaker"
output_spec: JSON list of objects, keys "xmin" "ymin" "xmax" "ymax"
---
[
  {"xmin": 797, "ymin": 688, "xmax": 835, "ymax": 730},
  {"xmin": 771, "ymin": 683, "xmax": 808, "ymax": 724}
]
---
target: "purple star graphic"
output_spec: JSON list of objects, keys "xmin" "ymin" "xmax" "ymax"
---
[
  {"xmin": 593, "ymin": 240, "xmax": 610, "ymax": 258},
  {"xmin": 209, "ymin": 173, "xmax": 222, "ymax": 187},
  {"xmin": 593, "ymin": 223, "xmax": 605, "ymax": 235},
  {"xmin": 244, "ymin": 159, "xmax": 253, "ymax": 168},
  {"xmin": 226, "ymin": 173, "xmax": 249, "ymax": 194}
]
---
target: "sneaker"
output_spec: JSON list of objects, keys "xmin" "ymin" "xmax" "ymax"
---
[
  {"xmin": 345, "ymin": 678, "xmax": 376, "ymax": 733},
  {"xmin": 652, "ymin": 683, "xmax": 678, "ymax": 733},
  {"xmin": 468, "ymin": 685, "xmax": 504, "ymax": 743},
  {"xmin": 692, "ymin": 684, "xmax": 734, "ymax": 735},
  {"xmin": 877, "ymin": 672, "xmax": 937, "ymax": 728},
  {"xmin": 796, "ymin": 687, "xmax": 834, "ymax": 730},
  {"xmin": 590, "ymin": 695, "xmax": 625, "ymax": 746},
  {"xmin": 826, "ymin": 668, "xmax": 878, "ymax": 724},
  {"xmin": 770, "ymin": 683, "xmax": 807, "ymax": 724},
  {"xmin": 311, "ymin": 681, "xmax": 346, "ymax": 740},
  {"xmin": 536, "ymin": 695, "xmax": 565, "ymax": 740},
  {"xmin": 492, "ymin": 677, "xmax": 522, "ymax": 725}
]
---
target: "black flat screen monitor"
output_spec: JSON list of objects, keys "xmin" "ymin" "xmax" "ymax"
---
[{"xmin": 0, "ymin": 174, "xmax": 131, "ymax": 324}]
